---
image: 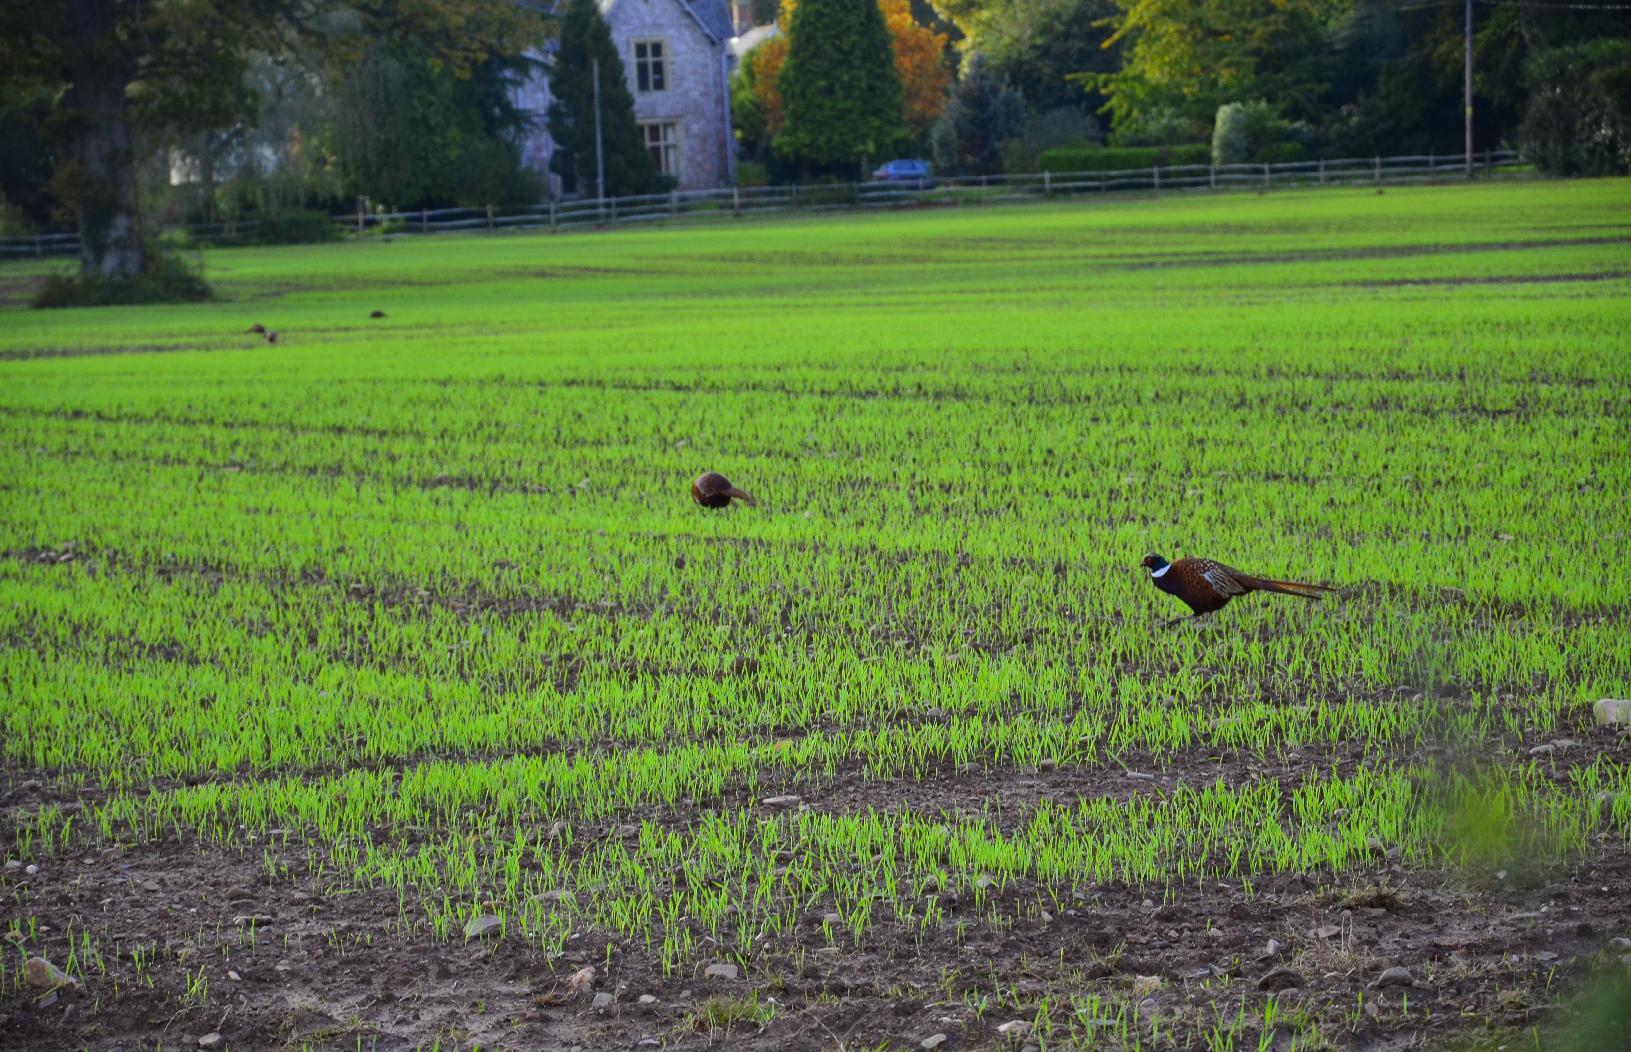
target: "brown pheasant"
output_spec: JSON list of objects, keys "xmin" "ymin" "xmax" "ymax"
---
[
  {"xmin": 691, "ymin": 471, "xmax": 755, "ymax": 509},
  {"xmin": 1142, "ymin": 553, "xmax": 1327, "ymax": 624}
]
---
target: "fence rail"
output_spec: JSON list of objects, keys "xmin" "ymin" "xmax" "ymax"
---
[{"xmin": 1, "ymin": 151, "xmax": 1523, "ymax": 259}]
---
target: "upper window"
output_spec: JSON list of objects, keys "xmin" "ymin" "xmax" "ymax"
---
[{"xmin": 634, "ymin": 40, "xmax": 666, "ymax": 92}]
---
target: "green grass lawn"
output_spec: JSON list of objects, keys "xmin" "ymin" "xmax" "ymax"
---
[{"xmin": 2, "ymin": 180, "xmax": 1630, "ymax": 1050}]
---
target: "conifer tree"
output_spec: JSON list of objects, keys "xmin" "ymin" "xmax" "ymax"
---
[
  {"xmin": 776, "ymin": 0, "xmax": 904, "ymax": 173},
  {"xmin": 548, "ymin": 0, "xmax": 658, "ymax": 196}
]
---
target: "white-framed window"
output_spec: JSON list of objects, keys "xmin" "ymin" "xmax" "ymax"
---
[
  {"xmin": 641, "ymin": 121, "xmax": 680, "ymax": 176},
  {"xmin": 634, "ymin": 40, "xmax": 667, "ymax": 92}
]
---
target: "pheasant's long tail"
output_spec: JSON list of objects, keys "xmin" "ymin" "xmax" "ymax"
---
[
  {"xmin": 726, "ymin": 487, "xmax": 757, "ymax": 507},
  {"xmin": 1243, "ymin": 577, "xmax": 1327, "ymax": 600}
]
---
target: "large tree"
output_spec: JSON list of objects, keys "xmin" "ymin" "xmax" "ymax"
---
[
  {"xmin": 0, "ymin": 0, "xmax": 539, "ymax": 281},
  {"xmin": 735, "ymin": 0, "xmax": 947, "ymax": 156},
  {"xmin": 1520, "ymin": 37, "xmax": 1631, "ymax": 174},
  {"xmin": 777, "ymin": 0, "xmax": 905, "ymax": 172},
  {"xmin": 546, "ymin": 0, "xmax": 658, "ymax": 197},
  {"xmin": 1093, "ymin": 0, "xmax": 1332, "ymax": 130},
  {"xmin": 971, "ymin": 0, "xmax": 1120, "ymax": 113}
]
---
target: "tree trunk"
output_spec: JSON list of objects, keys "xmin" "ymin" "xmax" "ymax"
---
[{"xmin": 65, "ymin": 0, "xmax": 144, "ymax": 278}]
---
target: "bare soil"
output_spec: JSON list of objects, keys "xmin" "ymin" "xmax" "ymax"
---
[{"xmin": 5, "ymin": 738, "xmax": 1630, "ymax": 1052}]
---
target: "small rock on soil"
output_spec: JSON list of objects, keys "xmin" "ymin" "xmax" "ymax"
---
[
  {"xmin": 1373, "ymin": 966, "xmax": 1416, "ymax": 988},
  {"xmin": 25, "ymin": 957, "xmax": 76, "ymax": 991},
  {"xmin": 1595, "ymin": 699, "xmax": 1631, "ymax": 726}
]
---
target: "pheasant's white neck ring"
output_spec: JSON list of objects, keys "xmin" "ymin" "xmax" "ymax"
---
[{"xmin": 1150, "ymin": 564, "xmax": 1171, "ymax": 579}]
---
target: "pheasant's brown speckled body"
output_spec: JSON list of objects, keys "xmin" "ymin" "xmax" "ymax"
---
[
  {"xmin": 1143, "ymin": 553, "xmax": 1326, "ymax": 620},
  {"xmin": 692, "ymin": 472, "xmax": 756, "ymax": 509}
]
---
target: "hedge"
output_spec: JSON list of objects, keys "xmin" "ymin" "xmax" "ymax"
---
[{"xmin": 1036, "ymin": 144, "xmax": 1211, "ymax": 173}]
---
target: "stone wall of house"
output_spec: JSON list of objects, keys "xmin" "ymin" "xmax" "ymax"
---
[
  {"xmin": 510, "ymin": 55, "xmax": 556, "ymax": 184},
  {"xmin": 606, "ymin": 0, "xmax": 732, "ymax": 191}
]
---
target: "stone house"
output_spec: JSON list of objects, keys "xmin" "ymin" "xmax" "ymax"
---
[{"xmin": 514, "ymin": 0, "xmax": 738, "ymax": 194}]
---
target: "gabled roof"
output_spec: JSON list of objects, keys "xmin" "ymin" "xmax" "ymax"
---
[{"xmin": 600, "ymin": 0, "xmax": 733, "ymax": 43}]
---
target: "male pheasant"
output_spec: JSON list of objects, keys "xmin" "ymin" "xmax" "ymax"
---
[
  {"xmin": 1142, "ymin": 553, "xmax": 1326, "ymax": 623},
  {"xmin": 691, "ymin": 471, "xmax": 756, "ymax": 509}
]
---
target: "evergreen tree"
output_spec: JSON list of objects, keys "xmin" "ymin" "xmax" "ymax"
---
[
  {"xmin": 547, "ymin": 0, "xmax": 658, "ymax": 196},
  {"xmin": 777, "ymin": 0, "xmax": 904, "ymax": 173},
  {"xmin": 929, "ymin": 56, "xmax": 1024, "ymax": 174}
]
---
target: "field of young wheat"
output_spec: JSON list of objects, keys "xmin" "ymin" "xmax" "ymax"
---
[{"xmin": 2, "ymin": 180, "xmax": 1630, "ymax": 1050}]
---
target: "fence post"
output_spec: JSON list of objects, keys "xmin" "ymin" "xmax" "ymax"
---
[
  {"xmin": 610, "ymin": 197, "xmax": 617, "ymax": 224},
  {"xmin": 1318, "ymin": 159, "xmax": 1325, "ymax": 184},
  {"xmin": 35, "ymin": 234, "xmax": 43, "ymax": 257},
  {"xmin": 1043, "ymin": 170, "xmax": 1051, "ymax": 195},
  {"xmin": 1209, "ymin": 164, "xmax": 1216, "ymax": 190},
  {"xmin": 549, "ymin": 200, "xmax": 557, "ymax": 231},
  {"xmin": 732, "ymin": 187, "xmax": 740, "ymax": 215},
  {"xmin": 421, "ymin": 208, "xmax": 428, "ymax": 235},
  {"xmin": 357, "ymin": 206, "xmax": 364, "ymax": 239},
  {"xmin": 486, "ymin": 204, "xmax": 494, "ymax": 231},
  {"xmin": 1374, "ymin": 156, "xmax": 1382, "ymax": 184},
  {"xmin": 1153, "ymin": 165, "xmax": 1160, "ymax": 191},
  {"xmin": 1263, "ymin": 163, "xmax": 1270, "ymax": 188}
]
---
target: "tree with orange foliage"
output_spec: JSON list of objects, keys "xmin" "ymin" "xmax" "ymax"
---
[
  {"xmin": 750, "ymin": 35, "xmax": 792, "ymax": 138},
  {"xmin": 881, "ymin": 0, "xmax": 951, "ymax": 139}
]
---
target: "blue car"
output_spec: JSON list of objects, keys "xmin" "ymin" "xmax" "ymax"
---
[{"xmin": 871, "ymin": 159, "xmax": 935, "ymax": 187}]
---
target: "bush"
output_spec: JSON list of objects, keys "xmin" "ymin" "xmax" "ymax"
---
[
  {"xmin": 1521, "ymin": 38, "xmax": 1631, "ymax": 176},
  {"xmin": 1213, "ymin": 100, "xmax": 1314, "ymax": 167},
  {"xmin": 1253, "ymin": 141, "xmax": 1311, "ymax": 164},
  {"xmin": 735, "ymin": 161, "xmax": 770, "ymax": 187},
  {"xmin": 1003, "ymin": 106, "xmax": 1103, "ymax": 173},
  {"xmin": 1212, "ymin": 103, "xmax": 1250, "ymax": 166},
  {"xmin": 1108, "ymin": 107, "xmax": 1206, "ymax": 148},
  {"xmin": 1037, "ymin": 144, "xmax": 1210, "ymax": 173},
  {"xmin": 255, "ymin": 210, "xmax": 342, "ymax": 244},
  {"xmin": 33, "ymin": 253, "xmax": 211, "ymax": 309}
]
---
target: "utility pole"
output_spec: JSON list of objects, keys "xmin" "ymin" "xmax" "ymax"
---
[
  {"xmin": 1464, "ymin": 0, "xmax": 1474, "ymax": 178},
  {"xmin": 592, "ymin": 57, "xmax": 606, "ymax": 218}
]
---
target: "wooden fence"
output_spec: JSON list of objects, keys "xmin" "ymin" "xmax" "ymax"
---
[{"xmin": 1, "ymin": 151, "xmax": 1522, "ymax": 258}]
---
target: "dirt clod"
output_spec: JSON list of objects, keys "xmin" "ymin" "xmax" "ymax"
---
[{"xmin": 1258, "ymin": 966, "xmax": 1303, "ymax": 992}]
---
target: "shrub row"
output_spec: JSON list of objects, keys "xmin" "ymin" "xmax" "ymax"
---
[{"xmin": 1036, "ymin": 144, "xmax": 1211, "ymax": 173}]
